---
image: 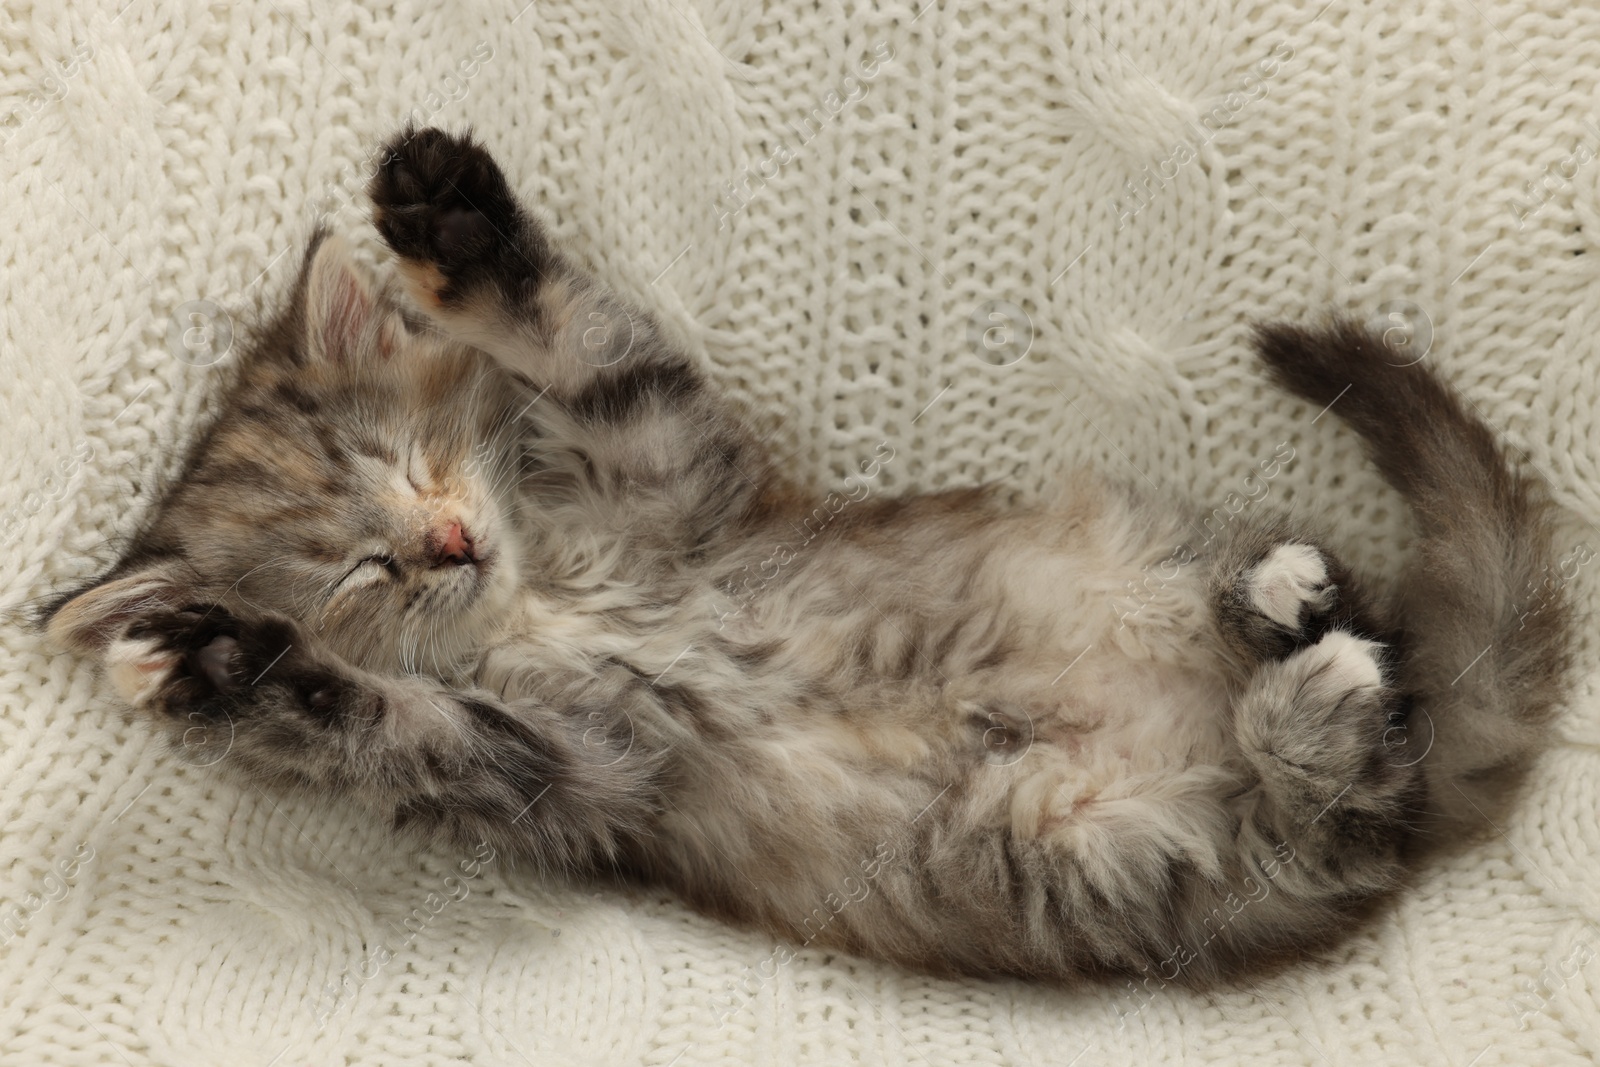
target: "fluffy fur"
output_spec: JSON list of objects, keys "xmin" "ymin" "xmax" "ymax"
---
[{"xmin": 42, "ymin": 128, "xmax": 1574, "ymax": 985}]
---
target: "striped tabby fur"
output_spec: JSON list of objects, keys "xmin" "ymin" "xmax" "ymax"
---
[{"xmin": 43, "ymin": 128, "xmax": 1574, "ymax": 985}]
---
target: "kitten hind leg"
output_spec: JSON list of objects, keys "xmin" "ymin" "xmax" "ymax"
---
[
  {"xmin": 874, "ymin": 630, "xmax": 1419, "ymax": 982},
  {"xmin": 1205, "ymin": 521, "xmax": 1380, "ymax": 667},
  {"xmin": 1231, "ymin": 629, "xmax": 1420, "ymax": 883}
]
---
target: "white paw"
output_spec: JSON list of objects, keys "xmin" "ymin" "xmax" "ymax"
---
[
  {"xmin": 1237, "ymin": 628, "xmax": 1397, "ymax": 813},
  {"xmin": 1247, "ymin": 543, "xmax": 1333, "ymax": 630},
  {"xmin": 104, "ymin": 636, "xmax": 178, "ymax": 707},
  {"xmin": 1293, "ymin": 630, "xmax": 1385, "ymax": 706}
]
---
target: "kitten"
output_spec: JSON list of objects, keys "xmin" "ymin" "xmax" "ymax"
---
[{"xmin": 43, "ymin": 127, "xmax": 1573, "ymax": 985}]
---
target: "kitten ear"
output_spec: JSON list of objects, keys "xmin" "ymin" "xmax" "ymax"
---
[
  {"xmin": 42, "ymin": 561, "xmax": 188, "ymax": 654},
  {"xmin": 303, "ymin": 232, "xmax": 378, "ymax": 364}
]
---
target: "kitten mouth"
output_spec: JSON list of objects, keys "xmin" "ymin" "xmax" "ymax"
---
[
  {"xmin": 431, "ymin": 520, "xmax": 482, "ymax": 567},
  {"xmin": 455, "ymin": 545, "xmax": 495, "ymax": 599},
  {"xmin": 428, "ymin": 520, "xmax": 497, "ymax": 590}
]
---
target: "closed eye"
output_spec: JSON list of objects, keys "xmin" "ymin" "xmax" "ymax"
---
[{"xmin": 339, "ymin": 553, "xmax": 399, "ymax": 587}]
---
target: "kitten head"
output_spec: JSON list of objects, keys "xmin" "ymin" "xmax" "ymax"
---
[{"xmin": 45, "ymin": 231, "xmax": 526, "ymax": 673}]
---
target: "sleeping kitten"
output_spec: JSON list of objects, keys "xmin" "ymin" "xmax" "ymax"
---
[{"xmin": 44, "ymin": 127, "xmax": 1573, "ymax": 984}]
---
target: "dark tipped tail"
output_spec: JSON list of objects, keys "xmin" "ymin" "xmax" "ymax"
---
[{"xmin": 1253, "ymin": 318, "xmax": 1575, "ymax": 832}]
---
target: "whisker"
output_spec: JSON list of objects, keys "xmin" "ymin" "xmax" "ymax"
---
[{"xmin": 224, "ymin": 555, "xmax": 301, "ymax": 612}]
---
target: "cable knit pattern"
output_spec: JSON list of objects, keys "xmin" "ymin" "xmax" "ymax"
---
[{"xmin": 3, "ymin": 1, "xmax": 1600, "ymax": 1063}]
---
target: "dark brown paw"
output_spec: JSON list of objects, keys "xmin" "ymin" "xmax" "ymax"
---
[
  {"xmin": 369, "ymin": 126, "xmax": 545, "ymax": 304},
  {"xmin": 110, "ymin": 606, "xmax": 347, "ymax": 726}
]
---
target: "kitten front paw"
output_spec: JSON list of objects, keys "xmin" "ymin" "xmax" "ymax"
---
[
  {"xmin": 107, "ymin": 606, "xmax": 244, "ymax": 711},
  {"xmin": 369, "ymin": 126, "xmax": 539, "ymax": 308},
  {"xmin": 108, "ymin": 606, "xmax": 352, "ymax": 737}
]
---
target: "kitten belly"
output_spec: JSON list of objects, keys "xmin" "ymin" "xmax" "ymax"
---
[
  {"xmin": 976, "ymin": 647, "xmax": 1237, "ymax": 843},
  {"xmin": 956, "ymin": 525, "xmax": 1240, "ymax": 845}
]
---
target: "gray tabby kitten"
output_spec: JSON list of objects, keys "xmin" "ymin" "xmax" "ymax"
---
[{"xmin": 44, "ymin": 127, "xmax": 1573, "ymax": 985}]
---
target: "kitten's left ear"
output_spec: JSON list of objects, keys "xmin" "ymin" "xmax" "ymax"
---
[
  {"xmin": 40, "ymin": 559, "xmax": 190, "ymax": 654},
  {"xmin": 302, "ymin": 231, "xmax": 388, "ymax": 364}
]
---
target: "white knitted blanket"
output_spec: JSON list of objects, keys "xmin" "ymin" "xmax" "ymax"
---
[{"xmin": 5, "ymin": 1, "xmax": 1600, "ymax": 1063}]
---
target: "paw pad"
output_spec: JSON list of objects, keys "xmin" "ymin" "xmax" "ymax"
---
[
  {"xmin": 368, "ymin": 126, "xmax": 522, "ymax": 276},
  {"xmin": 193, "ymin": 634, "xmax": 241, "ymax": 691}
]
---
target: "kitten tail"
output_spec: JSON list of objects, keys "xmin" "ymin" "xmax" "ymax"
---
[{"xmin": 1252, "ymin": 317, "xmax": 1576, "ymax": 835}]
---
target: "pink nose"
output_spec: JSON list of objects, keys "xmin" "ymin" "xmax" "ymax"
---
[{"xmin": 432, "ymin": 521, "xmax": 477, "ymax": 567}]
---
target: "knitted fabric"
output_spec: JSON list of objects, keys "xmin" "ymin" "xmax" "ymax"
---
[{"xmin": 3, "ymin": 1, "xmax": 1599, "ymax": 1063}]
